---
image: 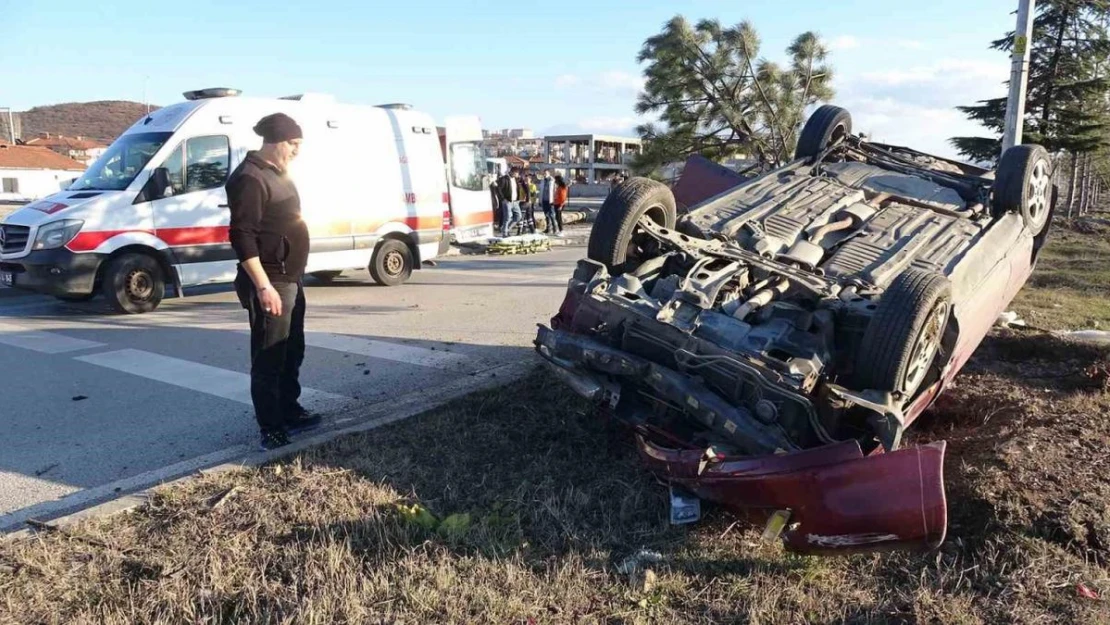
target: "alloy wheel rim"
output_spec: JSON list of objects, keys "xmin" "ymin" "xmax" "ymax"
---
[
  {"xmin": 902, "ymin": 300, "xmax": 949, "ymax": 395},
  {"xmin": 1027, "ymin": 159, "xmax": 1050, "ymax": 228}
]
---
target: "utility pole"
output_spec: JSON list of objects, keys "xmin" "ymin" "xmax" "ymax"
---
[
  {"xmin": 0, "ymin": 107, "xmax": 14, "ymax": 143},
  {"xmin": 1001, "ymin": 0, "xmax": 1036, "ymax": 155}
]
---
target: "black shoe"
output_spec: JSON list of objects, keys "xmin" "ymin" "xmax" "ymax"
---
[
  {"xmin": 284, "ymin": 405, "xmax": 323, "ymax": 434},
  {"xmin": 259, "ymin": 429, "xmax": 292, "ymax": 451}
]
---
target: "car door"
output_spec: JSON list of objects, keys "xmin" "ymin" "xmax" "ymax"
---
[
  {"xmin": 442, "ymin": 116, "xmax": 494, "ymax": 243},
  {"xmin": 149, "ymin": 134, "xmax": 235, "ymax": 286}
]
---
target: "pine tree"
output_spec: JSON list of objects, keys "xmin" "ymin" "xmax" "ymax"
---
[
  {"xmin": 633, "ymin": 16, "xmax": 834, "ymax": 173},
  {"xmin": 950, "ymin": 1, "xmax": 1110, "ymax": 164}
]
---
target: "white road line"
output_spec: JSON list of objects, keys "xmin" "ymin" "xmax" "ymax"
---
[
  {"xmin": 301, "ymin": 333, "xmax": 466, "ymax": 366},
  {"xmin": 0, "ymin": 323, "xmax": 106, "ymax": 354},
  {"xmin": 304, "ymin": 332, "xmax": 467, "ymax": 368},
  {"xmin": 74, "ymin": 349, "xmax": 349, "ymax": 406}
]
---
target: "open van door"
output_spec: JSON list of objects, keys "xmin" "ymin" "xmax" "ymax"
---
[{"xmin": 439, "ymin": 116, "xmax": 494, "ymax": 243}]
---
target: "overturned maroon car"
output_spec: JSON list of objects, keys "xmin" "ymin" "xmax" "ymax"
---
[{"xmin": 535, "ymin": 105, "xmax": 1055, "ymax": 554}]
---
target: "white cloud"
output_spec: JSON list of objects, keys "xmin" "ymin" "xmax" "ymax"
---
[
  {"xmin": 836, "ymin": 58, "xmax": 1010, "ymax": 158},
  {"xmin": 897, "ymin": 40, "xmax": 927, "ymax": 50},
  {"xmin": 829, "ymin": 35, "xmax": 861, "ymax": 51},
  {"xmin": 598, "ymin": 70, "xmax": 646, "ymax": 95},
  {"xmin": 554, "ymin": 74, "xmax": 580, "ymax": 88},
  {"xmin": 859, "ymin": 59, "xmax": 1006, "ymax": 88}
]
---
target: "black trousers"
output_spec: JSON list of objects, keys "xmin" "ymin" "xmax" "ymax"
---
[{"xmin": 237, "ymin": 276, "xmax": 305, "ymax": 433}]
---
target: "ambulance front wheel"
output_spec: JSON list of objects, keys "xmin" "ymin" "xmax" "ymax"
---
[
  {"xmin": 369, "ymin": 239, "xmax": 413, "ymax": 287},
  {"xmin": 101, "ymin": 252, "xmax": 165, "ymax": 314}
]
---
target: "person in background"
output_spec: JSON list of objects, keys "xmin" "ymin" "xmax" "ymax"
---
[
  {"xmin": 518, "ymin": 171, "xmax": 533, "ymax": 233},
  {"xmin": 497, "ymin": 168, "xmax": 522, "ymax": 237},
  {"xmin": 488, "ymin": 173, "xmax": 503, "ymax": 233},
  {"xmin": 540, "ymin": 169, "xmax": 556, "ymax": 235},
  {"xmin": 552, "ymin": 173, "xmax": 568, "ymax": 237},
  {"xmin": 228, "ymin": 113, "xmax": 318, "ymax": 451},
  {"xmin": 527, "ymin": 174, "xmax": 539, "ymax": 233}
]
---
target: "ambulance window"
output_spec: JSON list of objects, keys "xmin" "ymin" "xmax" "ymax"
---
[
  {"xmin": 449, "ymin": 142, "xmax": 486, "ymax": 191},
  {"xmin": 160, "ymin": 135, "xmax": 230, "ymax": 195},
  {"xmin": 184, "ymin": 136, "xmax": 230, "ymax": 192}
]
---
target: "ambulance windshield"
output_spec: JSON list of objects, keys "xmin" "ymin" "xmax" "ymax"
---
[{"xmin": 70, "ymin": 132, "xmax": 173, "ymax": 191}]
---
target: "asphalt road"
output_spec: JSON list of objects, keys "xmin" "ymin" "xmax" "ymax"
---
[{"xmin": 0, "ymin": 238, "xmax": 586, "ymax": 530}]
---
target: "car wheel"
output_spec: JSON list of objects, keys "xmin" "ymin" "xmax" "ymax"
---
[
  {"xmin": 794, "ymin": 105, "xmax": 852, "ymax": 160},
  {"xmin": 587, "ymin": 177, "xmax": 677, "ymax": 275},
  {"xmin": 310, "ymin": 270, "xmax": 343, "ymax": 284},
  {"xmin": 992, "ymin": 144, "xmax": 1053, "ymax": 234},
  {"xmin": 369, "ymin": 239, "xmax": 413, "ymax": 286},
  {"xmin": 101, "ymin": 253, "xmax": 165, "ymax": 314},
  {"xmin": 853, "ymin": 269, "xmax": 951, "ymax": 399},
  {"xmin": 55, "ymin": 293, "xmax": 96, "ymax": 303}
]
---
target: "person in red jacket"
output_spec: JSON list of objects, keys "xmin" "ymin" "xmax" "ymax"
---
[{"xmin": 552, "ymin": 174, "xmax": 568, "ymax": 236}]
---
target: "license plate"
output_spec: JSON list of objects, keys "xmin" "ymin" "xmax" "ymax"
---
[
  {"xmin": 0, "ymin": 272, "xmax": 11, "ymax": 287},
  {"xmin": 669, "ymin": 486, "xmax": 701, "ymax": 525}
]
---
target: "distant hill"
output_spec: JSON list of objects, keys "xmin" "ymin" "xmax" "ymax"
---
[{"xmin": 16, "ymin": 101, "xmax": 160, "ymax": 144}]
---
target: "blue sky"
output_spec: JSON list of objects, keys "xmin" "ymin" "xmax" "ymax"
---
[{"xmin": 6, "ymin": 0, "xmax": 1020, "ymax": 157}]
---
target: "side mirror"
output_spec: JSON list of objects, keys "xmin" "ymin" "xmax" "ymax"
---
[{"xmin": 150, "ymin": 167, "xmax": 174, "ymax": 198}]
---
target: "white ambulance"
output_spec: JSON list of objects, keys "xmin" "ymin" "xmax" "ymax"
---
[{"xmin": 0, "ymin": 88, "xmax": 494, "ymax": 313}]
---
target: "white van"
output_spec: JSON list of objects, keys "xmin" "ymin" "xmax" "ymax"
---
[{"xmin": 0, "ymin": 88, "xmax": 493, "ymax": 313}]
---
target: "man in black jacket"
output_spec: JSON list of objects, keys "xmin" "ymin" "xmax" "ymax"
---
[
  {"xmin": 227, "ymin": 112, "xmax": 318, "ymax": 450},
  {"xmin": 497, "ymin": 169, "xmax": 523, "ymax": 236}
]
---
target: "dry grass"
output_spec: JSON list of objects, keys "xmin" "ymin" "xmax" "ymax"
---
[
  {"xmin": 1013, "ymin": 219, "xmax": 1110, "ymax": 330},
  {"xmin": 3, "ymin": 224, "xmax": 1110, "ymax": 624}
]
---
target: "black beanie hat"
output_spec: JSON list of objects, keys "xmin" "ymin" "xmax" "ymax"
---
[{"xmin": 253, "ymin": 113, "xmax": 303, "ymax": 143}]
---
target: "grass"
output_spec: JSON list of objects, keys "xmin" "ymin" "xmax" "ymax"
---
[
  {"xmin": 1012, "ymin": 220, "xmax": 1110, "ymax": 330},
  {"xmin": 3, "ymin": 223, "xmax": 1110, "ymax": 624}
]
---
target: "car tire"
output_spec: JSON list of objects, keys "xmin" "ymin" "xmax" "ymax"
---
[
  {"xmin": 992, "ymin": 144, "xmax": 1053, "ymax": 235},
  {"xmin": 587, "ymin": 177, "xmax": 677, "ymax": 275},
  {"xmin": 369, "ymin": 239, "xmax": 413, "ymax": 286},
  {"xmin": 55, "ymin": 294, "xmax": 96, "ymax": 303},
  {"xmin": 853, "ymin": 269, "xmax": 951, "ymax": 399},
  {"xmin": 795, "ymin": 105, "xmax": 852, "ymax": 160},
  {"xmin": 101, "ymin": 253, "xmax": 165, "ymax": 314},
  {"xmin": 310, "ymin": 270, "xmax": 343, "ymax": 284}
]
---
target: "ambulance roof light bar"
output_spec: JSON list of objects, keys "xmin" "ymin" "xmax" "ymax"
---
[{"xmin": 183, "ymin": 88, "xmax": 242, "ymax": 101}]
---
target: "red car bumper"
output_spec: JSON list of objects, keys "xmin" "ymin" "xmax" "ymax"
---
[{"xmin": 636, "ymin": 435, "xmax": 947, "ymax": 554}]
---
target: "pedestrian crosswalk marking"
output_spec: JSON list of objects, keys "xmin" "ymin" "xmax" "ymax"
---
[
  {"xmin": 75, "ymin": 349, "xmax": 349, "ymax": 407},
  {"xmin": 0, "ymin": 323, "xmax": 106, "ymax": 354},
  {"xmin": 303, "ymin": 332, "xmax": 466, "ymax": 368}
]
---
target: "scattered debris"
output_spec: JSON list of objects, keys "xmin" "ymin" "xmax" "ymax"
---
[
  {"xmin": 1057, "ymin": 330, "xmax": 1110, "ymax": 345},
  {"xmin": 617, "ymin": 549, "xmax": 664, "ymax": 575},
  {"xmin": 1077, "ymin": 583, "xmax": 1101, "ymax": 600},
  {"xmin": 207, "ymin": 486, "xmax": 240, "ymax": 510},
  {"xmin": 33, "ymin": 463, "xmax": 59, "ymax": 477},
  {"xmin": 996, "ymin": 311, "xmax": 1027, "ymax": 328},
  {"xmin": 629, "ymin": 567, "xmax": 658, "ymax": 593},
  {"xmin": 669, "ymin": 486, "xmax": 701, "ymax": 525}
]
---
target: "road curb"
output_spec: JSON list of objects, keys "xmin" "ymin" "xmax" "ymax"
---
[{"xmin": 2, "ymin": 358, "xmax": 537, "ymax": 541}]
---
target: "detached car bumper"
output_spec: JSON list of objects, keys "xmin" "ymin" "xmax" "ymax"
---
[
  {"xmin": 535, "ymin": 325, "xmax": 948, "ymax": 555},
  {"xmin": 0, "ymin": 249, "xmax": 101, "ymax": 296}
]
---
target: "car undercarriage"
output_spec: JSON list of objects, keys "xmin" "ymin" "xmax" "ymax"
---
[{"xmin": 536, "ymin": 105, "xmax": 1055, "ymax": 554}]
